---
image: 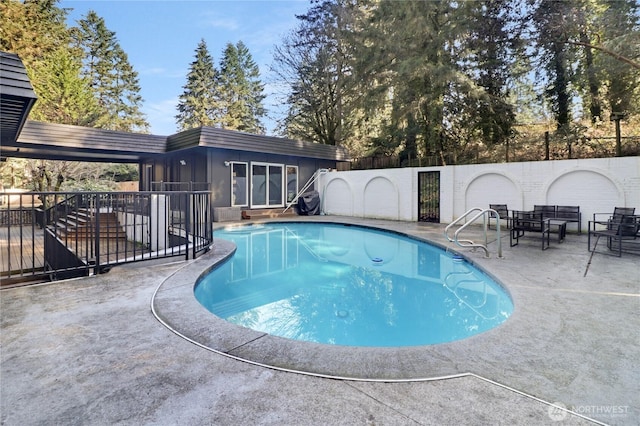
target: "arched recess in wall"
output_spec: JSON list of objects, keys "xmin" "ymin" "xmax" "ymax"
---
[
  {"xmin": 323, "ymin": 178, "xmax": 354, "ymax": 216},
  {"xmin": 465, "ymin": 172, "xmax": 521, "ymax": 212},
  {"xmin": 363, "ymin": 176, "xmax": 399, "ymax": 219},
  {"xmin": 545, "ymin": 169, "xmax": 623, "ymax": 214}
]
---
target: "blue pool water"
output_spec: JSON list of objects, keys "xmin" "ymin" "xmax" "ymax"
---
[{"xmin": 194, "ymin": 222, "xmax": 513, "ymax": 347}]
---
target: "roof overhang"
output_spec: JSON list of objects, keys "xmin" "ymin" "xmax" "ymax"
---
[
  {"xmin": 167, "ymin": 126, "xmax": 350, "ymax": 161},
  {"xmin": 5, "ymin": 120, "xmax": 167, "ymax": 163},
  {"xmin": 4, "ymin": 121, "xmax": 350, "ymax": 164},
  {"xmin": 0, "ymin": 52, "xmax": 38, "ymax": 146}
]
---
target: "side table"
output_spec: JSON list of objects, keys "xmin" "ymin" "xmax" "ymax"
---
[{"xmin": 548, "ymin": 219, "xmax": 567, "ymax": 242}]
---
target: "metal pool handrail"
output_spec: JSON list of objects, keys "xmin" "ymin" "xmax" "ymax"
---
[{"xmin": 444, "ymin": 208, "xmax": 503, "ymax": 258}]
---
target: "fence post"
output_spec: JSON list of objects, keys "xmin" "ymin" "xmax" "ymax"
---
[
  {"xmin": 545, "ymin": 131, "xmax": 550, "ymax": 160},
  {"xmin": 185, "ymin": 192, "xmax": 191, "ymax": 261},
  {"xmin": 614, "ymin": 117, "xmax": 622, "ymax": 156},
  {"xmin": 94, "ymin": 194, "xmax": 100, "ymax": 276}
]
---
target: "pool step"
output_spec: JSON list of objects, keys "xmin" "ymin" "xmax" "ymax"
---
[{"xmin": 241, "ymin": 208, "xmax": 298, "ymax": 220}]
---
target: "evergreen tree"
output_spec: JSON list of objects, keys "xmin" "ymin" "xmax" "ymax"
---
[
  {"xmin": 0, "ymin": 0, "xmax": 69, "ymax": 70},
  {"xmin": 29, "ymin": 48, "xmax": 100, "ymax": 126},
  {"xmin": 217, "ymin": 41, "xmax": 266, "ymax": 134},
  {"xmin": 72, "ymin": 11, "xmax": 115, "ymax": 112},
  {"xmin": 0, "ymin": 0, "xmax": 82, "ymax": 122},
  {"xmin": 175, "ymin": 39, "xmax": 219, "ymax": 130},
  {"xmin": 0, "ymin": 1, "xmax": 133, "ymax": 190},
  {"xmin": 72, "ymin": 10, "xmax": 148, "ymax": 132},
  {"xmin": 596, "ymin": 0, "xmax": 640, "ymax": 118},
  {"xmin": 109, "ymin": 45, "xmax": 148, "ymax": 132},
  {"xmin": 531, "ymin": 0, "xmax": 578, "ymax": 129},
  {"xmin": 457, "ymin": 0, "xmax": 518, "ymax": 155},
  {"xmin": 352, "ymin": 0, "xmax": 462, "ymax": 164},
  {"xmin": 550, "ymin": 0, "xmax": 639, "ymax": 122},
  {"xmin": 572, "ymin": 0, "xmax": 605, "ymax": 123}
]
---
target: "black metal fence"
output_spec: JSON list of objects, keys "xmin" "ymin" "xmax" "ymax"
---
[
  {"xmin": 348, "ymin": 136, "xmax": 640, "ymax": 170},
  {"xmin": 1, "ymin": 191, "xmax": 212, "ymax": 285},
  {"xmin": 151, "ymin": 181, "xmax": 211, "ymax": 191}
]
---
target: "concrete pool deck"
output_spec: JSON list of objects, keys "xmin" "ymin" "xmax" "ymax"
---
[{"xmin": 1, "ymin": 216, "xmax": 638, "ymax": 425}]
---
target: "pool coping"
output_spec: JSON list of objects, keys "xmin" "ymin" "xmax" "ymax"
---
[{"xmin": 151, "ymin": 217, "xmax": 520, "ymax": 382}]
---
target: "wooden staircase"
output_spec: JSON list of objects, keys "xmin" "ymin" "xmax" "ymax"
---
[
  {"xmin": 54, "ymin": 209, "xmax": 126, "ymax": 240},
  {"xmin": 50, "ymin": 209, "xmax": 130, "ymax": 262}
]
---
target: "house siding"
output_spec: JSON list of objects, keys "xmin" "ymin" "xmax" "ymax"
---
[{"xmin": 208, "ymin": 148, "xmax": 335, "ymax": 208}]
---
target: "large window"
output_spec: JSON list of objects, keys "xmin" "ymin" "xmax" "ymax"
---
[
  {"xmin": 231, "ymin": 162, "xmax": 248, "ymax": 207},
  {"xmin": 251, "ymin": 162, "xmax": 284, "ymax": 208}
]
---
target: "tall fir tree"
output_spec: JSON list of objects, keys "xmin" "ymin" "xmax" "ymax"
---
[
  {"xmin": 457, "ymin": 0, "xmax": 518, "ymax": 155},
  {"xmin": 352, "ymin": 0, "xmax": 462, "ymax": 164},
  {"xmin": 217, "ymin": 41, "xmax": 266, "ymax": 134},
  {"xmin": 72, "ymin": 10, "xmax": 148, "ymax": 132},
  {"xmin": 175, "ymin": 39, "xmax": 219, "ymax": 130},
  {"xmin": 0, "ymin": 0, "xmax": 85, "ymax": 123},
  {"xmin": 1, "ymin": 1, "xmax": 120, "ymax": 190},
  {"xmin": 72, "ymin": 11, "xmax": 115, "ymax": 112},
  {"xmin": 109, "ymin": 45, "xmax": 148, "ymax": 132},
  {"xmin": 596, "ymin": 0, "xmax": 640, "ymax": 118},
  {"xmin": 30, "ymin": 48, "xmax": 100, "ymax": 126},
  {"xmin": 0, "ymin": 0, "xmax": 68, "ymax": 70},
  {"xmin": 531, "ymin": 0, "xmax": 577, "ymax": 130}
]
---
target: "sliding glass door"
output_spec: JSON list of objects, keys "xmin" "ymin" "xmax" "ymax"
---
[
  {"xmin": 268, "ymin": 165, "xmax": 283, "ymax": 205},
  {"xmin": 251, "ymin": 163, "xmax": 284, "ymax": 208}
]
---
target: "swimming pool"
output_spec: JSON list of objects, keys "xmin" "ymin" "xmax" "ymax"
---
[{"xmin": 195, "ymin": 222, "xmax": 513, "ymax": 347}]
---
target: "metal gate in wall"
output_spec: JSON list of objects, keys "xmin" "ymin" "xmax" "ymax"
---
[{"xmin": 418, "ymin": 171, "xmax": 440, "ymax": 222}]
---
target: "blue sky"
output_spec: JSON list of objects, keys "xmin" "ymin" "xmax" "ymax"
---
[{"xmin": 60, "ymin": 0, "xmax": 311, "ymax": 136}]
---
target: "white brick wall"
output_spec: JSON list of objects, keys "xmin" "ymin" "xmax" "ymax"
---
[{"xmin": 318, "ymin": 157, "xmax": 640, "ymax": 232}]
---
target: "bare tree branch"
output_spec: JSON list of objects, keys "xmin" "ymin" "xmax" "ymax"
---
[{"xmin": 565, "ymin": 40, "xmax": 640, "ymax": 70}]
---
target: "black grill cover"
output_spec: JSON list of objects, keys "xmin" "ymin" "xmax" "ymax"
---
[{"xmin": 297, "ymin": 191, "xmax": 321, "ymax": 215}]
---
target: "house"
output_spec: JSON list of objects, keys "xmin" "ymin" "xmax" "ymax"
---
[
  {"xmin": 1, "ymin": 52, "xmax": 349, "ymax": 218},
  {"xmin": 8, "ymin": 120, "xmax": 349, "ymax": 218},
  {"xmin": 140, "ymin": 126, "xmax": 349, "ymax": 216},
  {"xmin": 1, "ymin": 50, "xmax": 350, "ymax": 283}
]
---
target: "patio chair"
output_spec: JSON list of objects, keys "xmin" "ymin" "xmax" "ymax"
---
[
  {"xmin": 592, "ymin": 207, "xmax": 635, "ymax": 226},
  {"xmin": 511, "ymin": 210, "xmax": 551, "ymax": 250},
  {"xmin": 488, "ymin": 204, "xmax": 510, "ymax": 229},
  {"xmin": 588, "ymin": 214, "xmax": 640, "ymax": 257}
]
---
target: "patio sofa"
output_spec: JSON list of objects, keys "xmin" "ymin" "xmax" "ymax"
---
[{"xmin": 533, "ymin": 205, "xmax": 581, "ymax": 233}]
